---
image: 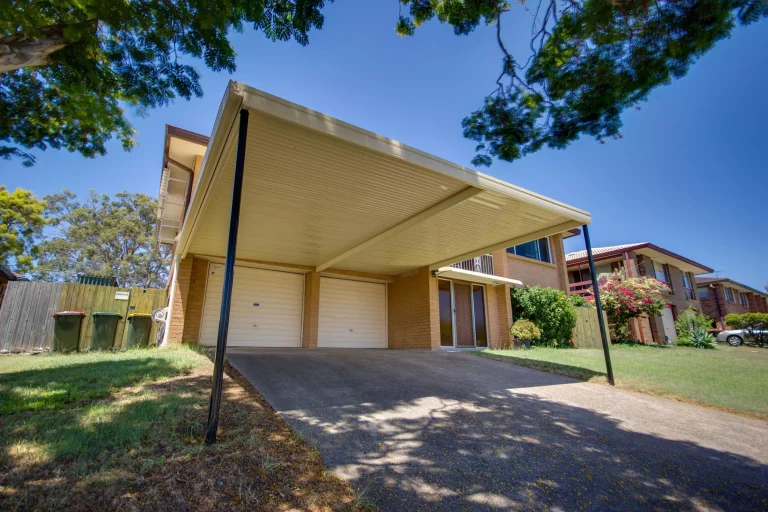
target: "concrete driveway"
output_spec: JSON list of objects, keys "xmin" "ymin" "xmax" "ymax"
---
[{"xmin": 228, "ymin": 349, "xmax": 768, "ymax": 511}]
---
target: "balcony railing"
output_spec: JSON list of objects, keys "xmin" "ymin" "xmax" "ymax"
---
[
  {"xmin": 450, "ymin": 254, "xmax": 494, "ymax": 275},
  {"xmin": 569, "ymin": 280, "xmax": 593, "ymax": 296}
]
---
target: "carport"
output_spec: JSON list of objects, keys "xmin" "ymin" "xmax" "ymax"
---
[{"xmin": 167, "ymin": 82, "xmax": 612, "ymax": 442}]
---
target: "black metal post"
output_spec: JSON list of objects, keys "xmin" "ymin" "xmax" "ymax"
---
[
  {"xmin": 583, "ymin": 224, "xmax": 615, "ymax": 386},
  {"xmin": 205, "ymin": 109, "xmax": 249, "ymax": 444}
]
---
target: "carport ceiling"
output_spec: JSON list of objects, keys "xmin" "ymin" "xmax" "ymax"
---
[{"xmin": 181, "ymin": 82, "xmax": 590, "ymax": 275}]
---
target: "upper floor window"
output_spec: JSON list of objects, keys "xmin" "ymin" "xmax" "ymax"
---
[
  {"xmin": 697, "ymin": 287, "xmax": 710, "ymax": 299},
  {"xmin": 508, "ymin": 237, "xmax": 551, "ymax": 263},
  {"xmin": 739, "ymin": 292, "xmax": 750, "ymax": 307},
  {"xmin": 724, "ymin": 287, "xmax": 735, "ymax": 302},
  {"xmin": 682, "ymin": 272, "xmax": 695, "ymax": 300}
]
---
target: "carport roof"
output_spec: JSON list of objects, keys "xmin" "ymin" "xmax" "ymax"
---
[{"xmin": 178, "ymin": 82, "xmax": 591, "ymax": 276}]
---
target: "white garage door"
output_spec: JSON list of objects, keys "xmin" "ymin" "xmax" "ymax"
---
[
  {"xmin": 318, "ymin": 277, "xmax": 387, "ymax": 348},
  {"xmin": 199, "ymin": 264, "xmax": 304, "ymax": 347}
]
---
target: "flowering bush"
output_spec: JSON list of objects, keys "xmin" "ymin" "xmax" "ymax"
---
[{"xmin": 586, "ymin": 270, "xmax": 669, "ymax": 341}]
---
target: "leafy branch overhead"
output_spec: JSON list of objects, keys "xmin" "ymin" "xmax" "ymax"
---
[
  {"xmin": 0, "ymin": 1, "xmax": 332, "ymax": 166},
  {"xmin": 396, "ymin": 0, "xmax": 767, "ymax": 166},
  {"xmin": 1, "ymin": 0, "xmax": 765, "ymax": 168}
]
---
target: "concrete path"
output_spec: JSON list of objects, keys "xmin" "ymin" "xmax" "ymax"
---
[{"xmin": 229, "ymin": 349, "xmax": 768, "ymax": 511}]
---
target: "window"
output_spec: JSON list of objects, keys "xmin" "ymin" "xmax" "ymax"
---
[
  {"xmin": 724, "ymin": 287, "xmax": 735, "ymax": 303},
  {"xmin": 653, "ymin": 261, "xmax": 672, "ymax": 294},
  {"xmin": 682, "ymin": 272, "xmax": 695, "ymax": 300},
  {"xmin": 697, "ymin": 287, "xmax": 710, "ymax": 299},
  {"xmin": 739, "ymin": 292, "xmax": 750, "ymax": 307},
  {"xmin": 507, "ymin": 237, "xmax": 551, "ymax": 263}
]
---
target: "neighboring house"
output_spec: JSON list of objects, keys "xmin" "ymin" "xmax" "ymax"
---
[
  {"xmin": 158, "ymin": 82, "xmax": 591, "ymax": 351},
  {"xmin": 695, "ymin": 276, "xmax": 768, "ymax": 330},
  {"xmin": 566, "ymin": 243, "xmax": 713, "ymax": 344},
  {"xmin": 0, "ymin": 265, "xmax": 24, "ymax": 307}
]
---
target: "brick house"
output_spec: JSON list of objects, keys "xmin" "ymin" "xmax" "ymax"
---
[
  {"xmin": 157, "ymin": 82, "xmax": 591, "ymax": 351},
  {"xmin": 566, "ymin": 243, "xmax": 713, "ymax": 344},
  {"xmin": 695, "ymin": 277, "xmax": 768, "ymax": 330}
]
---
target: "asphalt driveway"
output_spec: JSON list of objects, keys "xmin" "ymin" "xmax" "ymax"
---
[{"xmin": 228, "ymin": 349, "xmax": 768, "ymax": 511}]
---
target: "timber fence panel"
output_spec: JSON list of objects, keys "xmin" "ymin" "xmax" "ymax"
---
[
  {"xmin": 0, "ymin": 282, "xmax": 165, "ymax": 352},
  {"xmin": 572, "ymin": 307, "xmax": 611, "ymax": 349}
]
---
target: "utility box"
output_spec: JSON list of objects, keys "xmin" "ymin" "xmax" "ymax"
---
[
  {"xmin": 126, "ymin": 313, "xmax": 153, "ymax": 349},
  {"xmin": 52, "ymin": 311, "xmax": 85, "ymax": 352},
  {"xmin": 90, "ymin": 312, "xmax": 122, "ymax": 351}
]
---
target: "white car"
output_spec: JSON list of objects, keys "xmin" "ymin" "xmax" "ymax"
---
[{"xmin": 716, "ymin": 329, "xmax": 768, "ymax": 346}]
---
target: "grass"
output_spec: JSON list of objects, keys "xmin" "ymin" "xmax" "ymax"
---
[
  {"xmin": 0, "ymin": 346, "xmax": 371, "ymax": 511},
  {"xmin": 478, "ymin": 343, "xmax": 768, "ymax": 419}
]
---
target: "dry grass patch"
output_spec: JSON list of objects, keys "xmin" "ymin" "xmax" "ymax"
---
[{"xmin": 0, "ymin": 347, "xmax": 373, "ymax": 511}]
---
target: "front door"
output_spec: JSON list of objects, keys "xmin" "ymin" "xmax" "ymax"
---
[{"xmin": 438, "ymin": 279, "xmax": 488, "ymax": 348}]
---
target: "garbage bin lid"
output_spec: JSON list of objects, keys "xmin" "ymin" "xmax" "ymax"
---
[
  {"xmin": 93, "ymin": 311, "xmax": 123, "ymax": 318},
  {"xmin": 128, "ymin": 313, "xmax": 153, "ymax": 318},
  {"xmin": 53, "ymin": 311, "xmax": 85, "ymax": 317}
]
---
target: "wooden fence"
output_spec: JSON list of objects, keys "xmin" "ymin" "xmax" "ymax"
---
[
  {"xmin": 572, "ymin": 307, "xmax": 611, "ymax": 348},
  {"xmin": 0, "ymin": 281, "xmax": 167, "ymax": 352}
]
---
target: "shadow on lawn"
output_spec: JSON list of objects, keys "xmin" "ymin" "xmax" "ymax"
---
[
  {"xmin": 0, "ymin": 357, "xmax": 185, "ymax": 414},
  {"xmin": 478, "ymin": 351, "xmax": 607, "ymax": 381},
  {"xmin": 0, "ymin": 358, "xmax": 364, "ymax": 512}
]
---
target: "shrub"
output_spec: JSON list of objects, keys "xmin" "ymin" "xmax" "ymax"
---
[
  {"xmin": 511, "ymin": 286, "xmax": 576, "ymax": 347},
  {"xmin": 679, "ymin": 325, "xmax": 717, "ymax": 349},
  {"xmin": 570, "ymin": 294, "xmax": 593, "ymax": 308},
  {"xmin": 590, "ymin": 270, "xmax": 669, "ymax": 342},
  {"xmin": 509, "ymin": 319, "xmax": 541, "ymax": 341},
  {"xmin": 675, "ymin": 308, "xmax": 713, "ymax": 340}
]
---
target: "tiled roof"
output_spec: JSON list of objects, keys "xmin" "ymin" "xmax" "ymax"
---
[
  {"xmin": 694, "ymin": 276, "xmax": 768, "ymax": 297},
  {"xmin": 565, "ymin": 243, "xmax": 647, "ymax": 262}
]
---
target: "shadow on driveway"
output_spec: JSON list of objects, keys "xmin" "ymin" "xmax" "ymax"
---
[{"xmin": 229, "ymin": 349, "xmax": 767, "ymax": 511}]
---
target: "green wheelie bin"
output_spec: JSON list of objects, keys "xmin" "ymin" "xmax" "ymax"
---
[
  {"xmin": 52, "ymin": 311, "xmax": 85, "ymax": 353},
  {"xmin": 126, "ymin": 313, "xmax": 153, "ymax": 349},
  {"xmin": 90, "ymin": 312, "xmax": 122, "ymax": 351}
]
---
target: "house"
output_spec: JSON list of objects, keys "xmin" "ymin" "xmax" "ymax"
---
[
  {"xmin": 0, "ymin": 265, "xmax": 24, "ymax": 307},
  {"xmin": 695, "ymin": 276, "xmax": 768, "ymax": 330},
  {"xmin": 566, "ymin": 243, "xmax": 713, "ymax": 344},
  {"xmin": 157, "ymin": 82, "xmax": 591, "ymax": 351}
]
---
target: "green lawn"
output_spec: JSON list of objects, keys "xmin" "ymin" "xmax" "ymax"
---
[
  {"xmin": 0, "ymin": 347, "xmax": 368, "ymax": 511},
  {"xmin": 478, "ymin": 343, "xmax": 768, "ymax": 418}
]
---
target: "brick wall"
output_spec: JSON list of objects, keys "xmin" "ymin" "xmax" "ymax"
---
[
  {"xmin": 500, "ymin": 235, "xmax": 568, "ymax": 291},
  {"xmin": 388, "ymin": 267, "xmax": 439, "ymax": 349},
  {"xmin": 302, "ymin": 271, "xmax": 320, "ymax": 348},
  {"xmin": 167, "ymin": 256, "xmax": 208, "ymax": 344}
]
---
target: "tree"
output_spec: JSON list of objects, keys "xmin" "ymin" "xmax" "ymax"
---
[
  {"xmin": 510, "ymin": 285, "xmax": 577, "ymax": 346},
  {"xmin": 1, "ymin": 1, "xmax": 331, "ymax": 166},
  {"xmin": 588, "ymin": 270, "xmax": 669, "ymax": 341},
  {"xmin": 35, "ymin": 190, "xmax": 170, "ymax": 288},
  {"xmin": 398, "ymin": 0, "xmax": 767, "ymax": 166},
  {"xmin": 2, "ymin": 1, "xmax": 765, "ymax": 168},
  {"xmin": 724, "ymin": 312, "xmax": 768, "ymax": 346},
  {"xmin": 0, "ymin": 185, "xmax": 47, "ymax": 272}
]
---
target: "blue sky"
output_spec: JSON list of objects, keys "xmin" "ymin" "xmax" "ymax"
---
[{"xmin": 3, "ymin": 1, "xmax": 766, "ymax": 290}]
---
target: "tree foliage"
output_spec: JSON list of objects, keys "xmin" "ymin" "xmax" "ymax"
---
[
  {"xmin": 1, "ymin": 0, "xmax": 331, "ymax": 166},
  {"xmin": 590, "ymin": 270, "xmax": 669, "ymax": 341},
  {"xmin": 0, "ymin": 185, "xmax": 47, "ymax": 272},
  {"xmin": 34, "ymin": 190, "xmax": 170, "ymax": 288},
  {"xmin": 397, "ymin": 0, "xmax": 767, "ymax": 166},
  {"xmin": 511, "ymin": 285, "xmax": 577, "ymax": 346},
  {"xmin": 2, "ymin": 0, "xmax": 765, "ymax": 167}
]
